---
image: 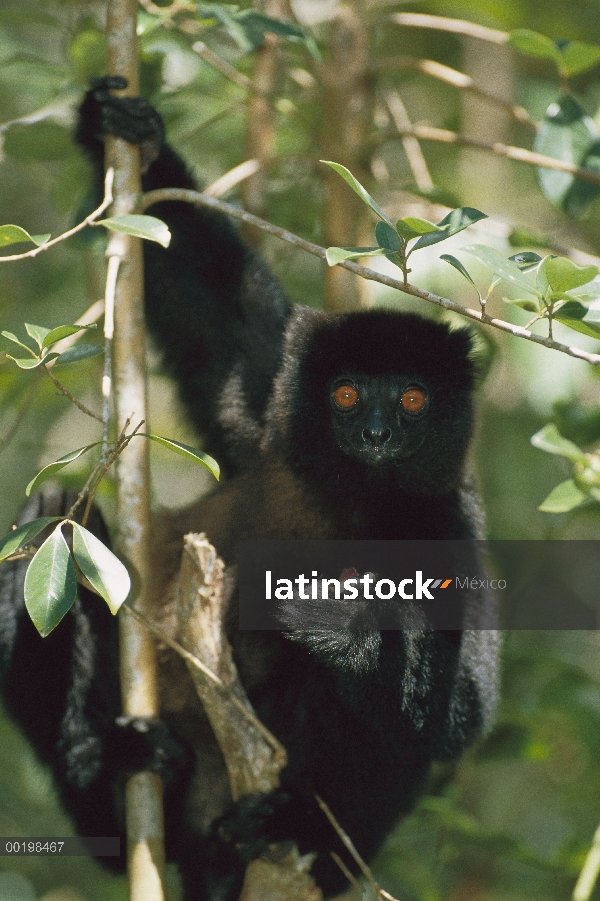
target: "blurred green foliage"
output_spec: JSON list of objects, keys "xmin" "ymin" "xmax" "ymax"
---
[{"xmin": 1, "ymin": 1, "xmax": 600, "ymax": 900}]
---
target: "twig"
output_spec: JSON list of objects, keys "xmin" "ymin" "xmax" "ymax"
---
[
  {"xmin": 329, "ymin": 852, "xmax": 361, "ymax": 893},
  {"xmin": 315, "ymin": 795, "xmax": 392, "ymax": 901},
  {"xmin": 0, "ymin": 299, "xmax": 106, "ymax": 456},
  {"xmin": 102, "ymin": 255, "xmax": 119, "ymax": 455},
  {"xmin": 121, "ymin": 601, "xmax": 286, "ymax": 757},
  {"xmin": 80, "ymin": 418, "xmax": 144, "ymax": 527},
  {"xmin": 204, "ymin": 159, "xmax": 261, "ymax": 197},
  {"xmin": 140, "ymin": 188, "xmax": 600, "ymax": 365},
  {"xmin": 375, "ymin": 124, "xmax": 600, "ymax": 187},
  {"xmin": 0, "ymin": 169, "xmax": 114, "ymax": 263},
  {"xmin": 42, "ymin": 364, "xmax": 103, "ymax": 422},
  {"xmin": 379, "ymin": 57, "xmax": 534, "ymax": 129},
  {"xmin": 573, "ymin": 823, "xmax": 600, "ymax": 901},
  {"xmin": 65, "ymin": 415, "xmax": 135, "ymax": 523},
  {"xmin": 388, "ymin": 12, "xmax": 507, "ymax": 44},
  {"xmin": 382, "ymin": 88, "xmax": 434, "ymax": 192},
  {"xmin": 192, "ymin": 40, "xmax": 261, "ymax": 93},
  {"xmin": 3, "ymin": 550, "xmax": 35, "ymax": 563}
]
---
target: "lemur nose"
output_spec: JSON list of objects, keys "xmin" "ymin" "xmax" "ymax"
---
[{"xmin": 362, "ymin": 427, "xmax": 392, "ymax": 446}]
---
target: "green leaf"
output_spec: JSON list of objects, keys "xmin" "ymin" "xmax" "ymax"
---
[
  {"xmin": 412, "ymin": 207, "xmax": 488, "ymax": 251},
  {"xmin": 320, "ymin": 162, "xmax": 393, "ymax": 226},
  {"xmin": 540, "ymin": 256, "xmax": 598, "ymax": 293},
  {"xmin": 508, "ymin": 252, "xmax": 543, "ymax": 271},
  {"xmin": 534, "ymin": 95, "xmax": 600, "ymax": 217},
  {"xmin": 530, "ymin": 424, "xmax": 587, "ymax": 463},
  {"xmin": 25, "ymin": 322, "xmax": 51, "ymax": 349},
  {"xmin": 508, "ymin": 29, "xmax": 561, "ymax": 64},
  {"xmin": 197, "ymin": 4, "xmax": 318, "ymax": 58},
  {"xmin": 26, "ymin": 443, "xmax": 101, "ymax": 497},
  {"xmin": 0, "ymin": 225, "xmax": 50, "ymax": 248},
  {"xmin": 42, "ymin": 323, "xmax": 97, "ymax": 349},
  {"xmin": 508, "ymin": 227, "xmax": 553, "ymax": 250},
  {"xmin": 55, "ymin": 344, "xmax": 104, "ymax": 365},
  {"xmin": 395, "ymin": 220, "xmax": 424, "ymax": 241},
  {"xmin": 399, "ymin": 216, "xmax": 442, "ymax": 235},
  {"xmin": 325, "ymin": 246, "xmax": 383, "ymax": 266},
  {"xmin": 553, "ymin": 400, "xmax": 600, "ymax": 447},
  {"xmin": 68, "ymin": 27, "xmax": 106, "ymax": 80},
  {"xmin": 71, "ymin": 522, "xmax": 130, "ymax": 614},
  {"xmin": 375, "ymin": 221, "xmax": 402, "ymax": 253},
  {"xmin": 97, "ymin": 215, "xmax": 171, "ymax": 248},
  {"xmin": 462, "ymin": 245, "xmax": 540, "ymax": 296},
  {"xmin": 569, "ymin": 280, "xmax": 600, "ymax": 305},
  {"xmin": 503, "ymin": 297, "xmax": 541, "ymax": 313},
  {"xmin": 1, "ymin": 330, "xmax": 34, "ymax": 352},
  {"xmin": 0, "ymin": 517, "xmax": 61, "ymax": 563},
  {"xmin": 6, "ymin": 353, "xmax": 57, "ymax": 370},
  {"xmin": 143, "ymin": 434, "xmax": 220, "ymax": 480},
  {"xmin": 440, "ymin": 254, "xmax": 478, "ymax": 289},
  {"xmin": 539, "ymin": 479, "xmax": 588, "ymax": 513},
  {"xmin": 557, "ymin": 40, "xmax": 600, "ymax": 78},
  {"xmin": 24, "ymin": 524, "xmax": 77, "ymax": 636},
  {"xmin": 554, "ymin": 300, "xmax": 600, "ymax": 338}
]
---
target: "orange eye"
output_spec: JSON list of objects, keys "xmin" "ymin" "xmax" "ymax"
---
[
  {"xmin": 401, "ymin": 388, "xmax": 426, "ymax": 413},
  {"xmin": 333, "ymin": 384, "xmax": 358, "ymax": 409}
]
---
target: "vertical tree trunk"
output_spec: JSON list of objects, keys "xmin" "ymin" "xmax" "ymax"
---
[
  {"xmin": 105, "ymin": 1, "xmax": 166, "ymax": 898},
  {"xmin": 318, "ymin": 2, "xmax": 373, "ymax": 312},
  {"xmin": 242, "ymin": 0, "xmax": 289, "ymax": 245}
]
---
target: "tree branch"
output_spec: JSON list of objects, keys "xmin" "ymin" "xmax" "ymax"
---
[
  {"xmin": 388, "ymin": 12, "xmax": 507, "ymax": 44},
  {"xmin": 379, "ymin": 57, "xmax": 534, "ymax": 129},
  {"xmin": 105, "ymin": 0, "xmax": 165, "ymax": 898},
  {"xmin": 140, "ymin": 188, "xmax": 600, "ymax": 365},
  {"xmin": 0, "ymin": 169, "xmax": 114, "ymax": 262},
  {"xmin": 375, "ymin": 124, "xmax": 600, "ymax": 186}
]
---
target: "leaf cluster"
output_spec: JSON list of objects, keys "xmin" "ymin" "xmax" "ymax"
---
[
  {"xmin": 321, "ymin": 161, "xmax": 487, "ymax": 277},
  {"xmin": 531, "ymin": 424, "xmax": 600, "ymax": 512},
  {"xmin": 0, "ymin": 518, "xmax": 129, "ymax": 636},
  {"xmin": 445, "ymin": 247, "xmax": 600, "ymax": 339},
  {"xmin": 197, "ymin": 3, "xmax": 318, "ymax": 58},
  {"xmin": 1, "ymin": 322, "xmax": 102, "ymax": 370}
]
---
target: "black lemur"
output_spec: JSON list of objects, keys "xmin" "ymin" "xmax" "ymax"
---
[{"xmin": 0, "ymin": 76, "xmax": 500, "ymax": 900}]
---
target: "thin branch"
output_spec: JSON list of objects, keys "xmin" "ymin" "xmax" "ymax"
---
[
  {"xmin": 3, "ymin": 550, "xmax": 35, "ymax": 564},
  {"xmin": 315, "ymin": 795, "xmax": 399, "ymax": 901},
  {"xmin": 81, "ymin": 418, "xmax": 143, "ymax": 527},
  {"xmin": 204, "ymin": 159, "xmax": 261, "ymax": 197},
  {"xmin": 375, "ymin": 124, "xmax": 600, "ymax": 187},
  {"xmin": 329, "ymin": 852, "xmax": 361, "ymax": 893},
  {"xmin": 192, "ymin": 38, "xmax": 315, "ymax": 142},
  {"xmin": 102, "ymin": 255, "xmax": 119, "ymax": 455},
  {"xmin": 121, "ymin": 601, "xmax": 286, "ymax": 758},
  {"xmin": 379, "ymin": 57, "xmax": 535, "ymax": 129},
  {"xmin": 573, "ymin": 822, "xmax": 600, "ymax": 901},
  {"xmin": 192, "ymin": 40, "xmax": 261, "ymax": 93},
  {"xmin": 140, "ymin": 188, "xmax": 600, "ymax": 365},
  {"xmin": 0, "ymin": 169, "xmax": 114, "ymax": 263},
  {"xmin": 0, "ymin": 298, "xmax": 105, "ymax": 456},
  {"xmin": 42, "ymin": 365, "xmax": 103, "ymax": 422},
  {"xmin": 388, "ymin": 12, "xmax": 507, "ymax": 44},
  {"xmin": 382, "ymin": 88, "xmax": 434, "ymax": 191},
  {"xmin": 66, "ymin": 415, "xmax": 135, "ymax": 523}
]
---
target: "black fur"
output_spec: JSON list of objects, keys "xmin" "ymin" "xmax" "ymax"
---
[{"xmin": 0, "ymin": 78, "xmax": 500, "ymax": 901}]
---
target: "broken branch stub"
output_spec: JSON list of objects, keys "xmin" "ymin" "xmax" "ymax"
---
[{"xmin": 176, "ymin": 532, "xmax": 285, "ymax": 799}]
